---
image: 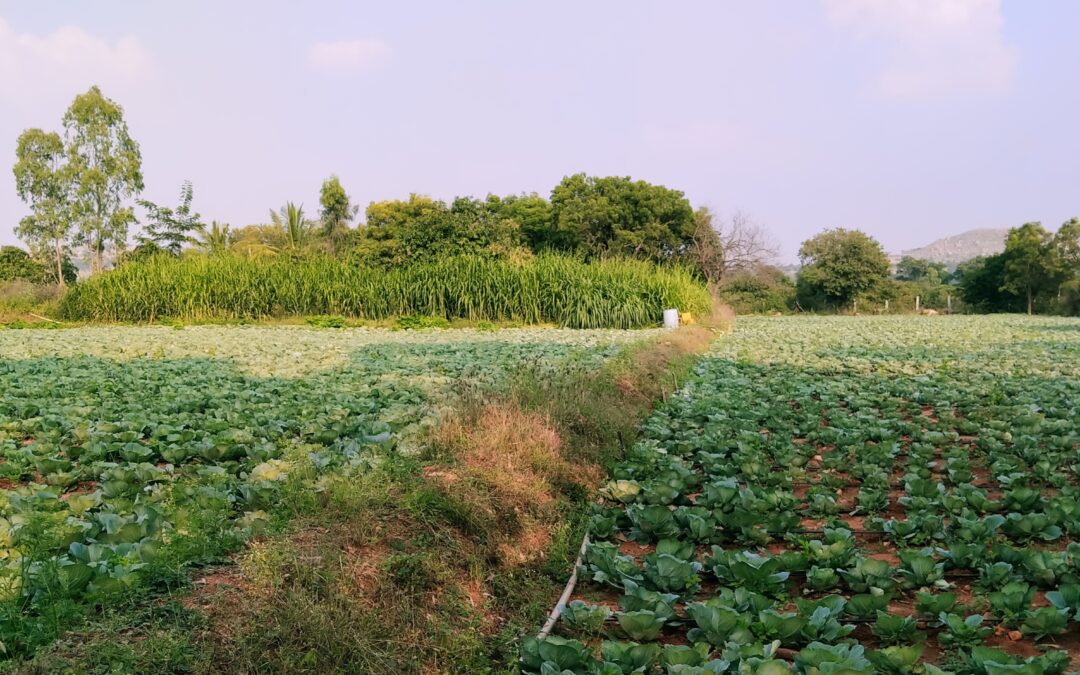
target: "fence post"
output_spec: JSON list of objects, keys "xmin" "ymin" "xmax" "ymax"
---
[
  {"xmin": 915, "ymin": 296, "xmax": 921, "ymax": 312},
  {"xmin": 947, "ymin": 294, "xmax": 952, "ymax": 314},
  {"xmin": 885, "ymin": 299, "xmax": 889, "ymax": 312}
]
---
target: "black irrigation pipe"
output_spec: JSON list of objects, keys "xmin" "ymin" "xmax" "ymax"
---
[
  {"xmin": 583, "ymin": 614, "xmax": 1007, "ymax": 628},
  {"xmin": 779, "ymin": 569, "xmax": 982, "ymax": 579}
]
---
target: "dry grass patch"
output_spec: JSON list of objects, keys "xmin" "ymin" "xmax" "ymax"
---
[
  {"xmin": 437, "ymin": 404, "xmax": 595, "ymax": 513},
  {"xmin": 432, "ymin": 403, "xmax": 602, "ymax": 568}
]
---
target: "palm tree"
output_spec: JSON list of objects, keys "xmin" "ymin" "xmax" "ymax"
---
[
  {"xmin": 194, "ymin": 220, "xmax": 232, "ymax": 255},
  {"xmin": 270, "ymin": 202, "xmax": 314, "ymax": 253}
]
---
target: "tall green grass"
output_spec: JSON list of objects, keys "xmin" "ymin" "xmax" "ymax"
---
[{"xmin": 60, "ymin": 254, "xmax": 712, "ymax": 328}]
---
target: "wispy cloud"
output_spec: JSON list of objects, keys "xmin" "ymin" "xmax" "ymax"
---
[
  {"xmin": 307, "ymin": 39, "xmax": 391, "ymax": 72},
  {"xmin": 824, "ymin": 0, "xmax": 1016, "ymax": 99},
  {"xmin": 0, "ymin": 17, "xmax": 152, "ymax": 98}
]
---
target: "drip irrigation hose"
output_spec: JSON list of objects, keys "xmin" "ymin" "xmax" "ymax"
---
[{"xmin": 537, "ymin": 533, "xmax": 590, "ymax": 640}]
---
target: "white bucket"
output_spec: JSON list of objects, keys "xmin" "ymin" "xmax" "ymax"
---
[{"xmin": 662, "ymin": 308, "xmax": 680, "ymax": 330}]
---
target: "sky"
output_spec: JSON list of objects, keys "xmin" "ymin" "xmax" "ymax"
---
[{"xmin": 1, "ymin": 0, "xmax": 1079, "ymax": 262}]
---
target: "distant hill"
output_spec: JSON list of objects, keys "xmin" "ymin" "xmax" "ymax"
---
[{"xmin": 895, "ymin": 228, "xmax": 1009, "ymax": 268}]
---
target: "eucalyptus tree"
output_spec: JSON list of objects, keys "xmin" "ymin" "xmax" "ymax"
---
[
  {"xmin": 63, "ymin": 86, "xmax": 144, "ymax": 273},
  {"xmin": 13, "ymin": 128, "xmax": 73, "ymax": 286}
]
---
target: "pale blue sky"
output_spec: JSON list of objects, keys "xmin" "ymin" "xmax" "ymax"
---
[{"xmin": 2, "ymin": 1, "xmax": 1078, "ymax": 261}]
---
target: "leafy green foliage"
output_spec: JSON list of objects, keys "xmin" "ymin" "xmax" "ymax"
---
[
  {"xmin": 871, "ymin": 611, "xmax": 923, "ymax": 645},
  {"xmin": 1018, "ymin": 607, "xmax": 1067, "ymax": 639},
  {"xmin": 136, "ymin": 181, "xmax": 204, "ymax": 255},
  {"xmin": 1044, "ymin": 583, "xmax": 1080, "ymax": 620},
  {"xmin": 615, "ymin": 609, "xmax": 667, "ymax": 641},
  {"xmin": 567, "ymin": 317, "xmax": 1078, "ymax": 673},
  {"xmin": 318, "ymin": 175, "xmax": 358, "ymax": 254},
  {"xmin": 560, "ymin": 600, "xmax": 611, "ymax": 634},
  {"xmin": 0, "ymin": 324, "xmax": 640, "ymax": 658},
  {"xmin": 12, "ymin": 129, "xmax": 74, "ymax": 286},
  {"xmin": 938, "ymin": 613, "xmax": 992, "ymax": 650},
  {"xmin": 62, "ymin": 86, "xmax": 144, "ymax": 273},
  {"xmin": 548, "ymin": 173, "xmax": 695, "ymax": 263},
  {"xmin": 796, "ymin": 228, "xmax": 890, "ymax": 308}
]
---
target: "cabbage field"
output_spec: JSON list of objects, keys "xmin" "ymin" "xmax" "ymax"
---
[
  {"xmin": 0, "ymin": 325, "xmax": 651, "ymax": 656},
  {"xmin": 529, "ymin": 316, "xmax": 1080, "ymax": 674}
]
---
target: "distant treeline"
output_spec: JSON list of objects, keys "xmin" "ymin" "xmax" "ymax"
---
[
  {"xmin": 8, "ymin": 85, "xmax": 1078, "ymax": 321},
  {"xmin": 711, "ymin": 221, "xmax": 1079, "ymax": 316}
]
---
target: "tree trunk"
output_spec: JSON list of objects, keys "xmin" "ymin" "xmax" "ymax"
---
[
  {"xmin": 55, "ymin": 239, "xmax": 65, "ymax": 288},
  {"xmin": 1027, "ymin": 287, "xmax": 1033, "ymax": 315}
]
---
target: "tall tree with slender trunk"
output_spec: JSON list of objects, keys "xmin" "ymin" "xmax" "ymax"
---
[
  {"xmin": 13, "ymin": 128, "xmax": 73, "ymax": 287},
  {"xmin": 63, "ymin": 86, "xmax": 144, "ymax": 273}
]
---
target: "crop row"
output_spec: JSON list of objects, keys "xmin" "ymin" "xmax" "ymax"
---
[{"xmin": 526, "ymin": 316, "xmax": 1080, "ymax": 675}]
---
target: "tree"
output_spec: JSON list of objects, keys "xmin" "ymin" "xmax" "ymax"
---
[
  {"xmin": 353, "ymin": 193, "xmax": 536, "ymax": 265},
  {"xmin": 0, "ymin": 246, "xmax": 46, "ymax": 282},
  {"xmin": 1048, "ymin": 218, "xmax": 1080, "ymax": 310},
  {"xmin": 269, "ymin": 203, "xmax": 315, "ymax": 253},
  {"xmin": 689, "ymin": 207, "xmax": 725, "ymax": 285},
  {"xmin": 230, "ymin": 224, "xmax": 282, "ymax": 259},
  {"xmin": 691, "ymin": 208, "xmax": 778, "ymax": 284},
  {"xmin": 194, "ymin": 221, "xmax": 233, "ymax": 255},
  {"xmin": 319, "ymin": 176, "xmax": 358, "ymax": 254},
  {"xmin": 1001, "ymin": 222, "xmax": 1054, "ymax": 315},
  {"xmin": 446, "ymin": 196, "xmax": 526, "ymax": 254},
  {"xmin": 488, "ymin": 194, "xmax": 553, "ymax": 252},
  {"xmin": 13, "ymin": 128, "xmax": 73, "ymax": 287},
  {"xmin": 63, "ymin": 86, "xmax": 144, "ymax": 273},
  {"xmin": 549, "ymin": 174, "xmax": 695, "ymax": 261},
  {"xmin": 359, "ymin": 195, "xmax": 462, "ymax": 264},
  {"xmin": 716, "ymin": 264, "xmax": 796, "ymax": 313},
  {"xmin": 956, "ymin": 255, "xmax": 1021, "ymax": 313},
  {"xmin": 796, "ymin": 228, "xmax": 890, "ymax": 308},
  {"xmin": 136, "ymin": 180, "xmax": 204, "ymax": 255},
  {"xmin": 47, "ymin": 255, "xmax": 79, "ymax": 286},
  {"xmin": 894, "ymin": 256, "xmax": 950, "ymax": 283}
]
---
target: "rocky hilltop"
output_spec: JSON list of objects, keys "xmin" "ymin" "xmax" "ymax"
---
[{"xmin": 895, "ymin": 228, "xmax": 1008, "ymax": 267}]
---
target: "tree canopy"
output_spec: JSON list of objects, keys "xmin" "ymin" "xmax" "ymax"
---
[
  {"xmin": 63, "ymin": 86, "xmax": 144, "ymax": 273},
  {"xmin": 13, "ymin": 128, "xmax": 72, "ymax": 286},
  {"xmin": 895, "ymin": 256, "xmax": 950, "ymax": 284},
  {"xmin": 548, "ymin": 174, "xmax": 695, "ymax": 261},
  {"xmin": 353, "ymin": 194, "xmax": 527, "ymax": 266},
  {"xmin": 319, "ymin": 176, "xmax": 358, "ymax": 254},
  {"xmin": 955, "ymin": 219, "xmax": 1079, "ymax": 315},
  {"xmin": 796, "ymin": 228, "xmax": 890, "ymax": 308}
]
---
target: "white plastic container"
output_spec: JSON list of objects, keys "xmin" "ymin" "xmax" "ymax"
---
[{"xmin": 662, "ymin": 308, "xmax": 680, "ymax": 330}]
